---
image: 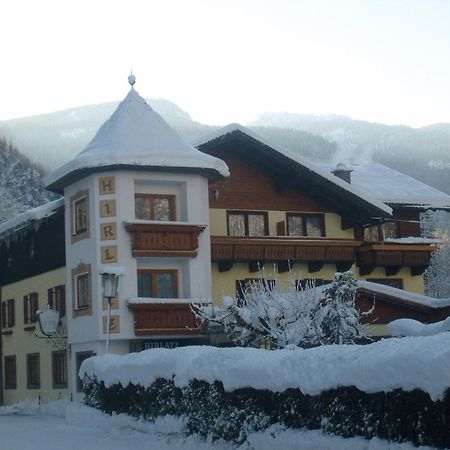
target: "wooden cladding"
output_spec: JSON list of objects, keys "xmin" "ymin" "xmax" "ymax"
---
[
  {"xmin": 125, "ymin": 223, "xmax": 206, "ymax": 258},
  {"xmin": 356, "ymin": 289, "xmax": 450, "ymax": 325},
  {"xmin": 128, "ymin": 303, "xmax": 201, "ymax": 336},
  {"xmin": 358, "ymin": 247, "xmax": 431, "ymax": 267},
  {"xmin": 211, "ymin": 237, "xmax": 436, "ymax": 276},
  {"xmin": 211, "ymin": 236, "xmax": 359, "ymax": 263}
]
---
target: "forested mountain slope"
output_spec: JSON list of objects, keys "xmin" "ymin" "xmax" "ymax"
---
[{"xmin": 0, "ymin": 138, "xmax": 57, "ymax": 223}]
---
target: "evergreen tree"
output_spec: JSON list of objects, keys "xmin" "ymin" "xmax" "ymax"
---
[{"xmin": 313, "ymin": 271, "xmax": 370, "ymax": 345}]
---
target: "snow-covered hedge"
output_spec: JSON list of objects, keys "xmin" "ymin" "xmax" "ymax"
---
[{"xmin": 80, "ymin": 333, "xmax": 450, "ymax": 447}]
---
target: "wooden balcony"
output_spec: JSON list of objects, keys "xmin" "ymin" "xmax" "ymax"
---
[
  {"xmin": 127, "ymin": 302, "xmax": 202, "ymax": 336},
  {"xmin": 210, "ymin": 236, "xmax": 361, "ymax": 272},
  {"xmin": 356, "ymin": 243, "xmax": 436, "ymax": 276},
  {"xmin": 125, "ymin": 222, "xmax": 207, "ymax": 258}
]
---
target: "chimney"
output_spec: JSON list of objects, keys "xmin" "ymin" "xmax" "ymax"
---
[{"xmin": 332, "ymin": 162, "xmax": 353, "ymax": 184}]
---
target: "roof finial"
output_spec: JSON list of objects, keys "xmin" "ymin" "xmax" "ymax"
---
[{"xmin": 128, "ymin": 70, "xmax": 136, "ymax": 88}]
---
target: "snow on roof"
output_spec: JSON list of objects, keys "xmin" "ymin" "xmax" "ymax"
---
[
  {"xmin": 45, "ymin": 88, "xmax": 229, "ymax": 192},
  {"xmin": 312, "ymin": 160, "xmax": 450, "ymax": 210},
  {"xmin": 357, "ymin": 280, "xmax": 450, "ymax": 308},
  {"xmin": 0, "ymin": 198, "xmax": 64, "ymax": 242},
  {"xmin": 192, "ymin": 124, "xmax": 392, "ymax": 216},
  {"xmin": 387, "ymin": 317, "xmax": 450, "ymax": 337}
]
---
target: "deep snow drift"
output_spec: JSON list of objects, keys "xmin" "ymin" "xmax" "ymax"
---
[{"xmin": 81, "ymin": 332, "xmax": 450, "ymax": 401}]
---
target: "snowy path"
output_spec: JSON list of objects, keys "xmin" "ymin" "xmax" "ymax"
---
[{"xmin": 0, "ymin": 401, "xmax": 439, "ymax": 450}]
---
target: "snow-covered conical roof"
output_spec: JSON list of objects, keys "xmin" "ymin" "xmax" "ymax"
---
[{"xmin": 45, "ymin": 87, "xmax": 229, "ymax": 193}]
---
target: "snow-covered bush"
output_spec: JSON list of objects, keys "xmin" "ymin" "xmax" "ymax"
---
[
  {"xmin": 82, "ymin": 335, "xmax": 450, "ymax": 447},
  {"xmin": 313, "ymin": 271, "xmax": 373, "ymax": 345},
  {"xmin": 422, "ymin": 210, "xmax": 450, "ymax": 298},
  {"xmin": 193, "ymin": 271, "xmax": 370, "ymax": 348}
]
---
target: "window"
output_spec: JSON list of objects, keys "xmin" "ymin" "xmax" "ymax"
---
[
  {"xmin": 135, "ymin": 194, "xmax": 176, "ymax": 221},
  {"xmin": 227, "ymin": 211, "xmax": 268, "ymax": 237},
  {"xmin": 72, "ymin": 262, "xmax": 92, "ymax": 317},
  {"xmin": 74, "ymin": 197, "xmax": 88, "ymax": 234},
  {"xmin": 4, "ymin": 356, "xmax": 16, "ymax": 389},
  {"xmin": 382, "ymin": 222, "xmax": 398, "ymax": 239},
  {"xmin": 364, "ymin": 222, "xmax": 399, "ymax": 242},
  {"xmin": 76, "ymin": 274, "xmax": 89, "ymax": 309},
  {"xmin": 76, "ymin": 351, "xmax": 94, "ymax": 392},
  {"xmin": 1, "ymin": 299, "xmax": 15, "ymax": 328},
  {"xmin": 287, "ymin": 214, "xmax": 324, "ymax": 237},
  {"xmin": 70, "ymin": 189, "xmax": 90, "ymax": 243},
  {"xmin": 27, "ymin": 353, "xmax": 40, "ymax": 389},
  {"xmin": 295, "ymin": 279, "xmax": 332, "ymax": 290},
  {"xmin": 236, "ymin": 278, "xmax": 276, "ymax": 301},
  {"xmin": 24, "ymin": 293, "xmax": 38, "ymax": 325},
  {"xmin": 137, "ymin": 270, "xmax": 178, "ymax": 298},
  {"xmin": 52, "ymin": 351, "xmax": 68, "ymax": 388},
  {"xmin": 368, "ymin": 278, "xmax": 404, "ymax": 289},
  {"xmin": 48, "ymin": 285, "xmax": 66, "ymax": 318}
]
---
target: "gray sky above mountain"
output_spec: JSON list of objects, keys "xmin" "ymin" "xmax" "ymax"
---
[{"xmin": 2, "ymin": 0, "xmax": 450, "ymax": 127}]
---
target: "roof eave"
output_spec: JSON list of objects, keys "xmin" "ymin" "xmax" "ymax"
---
[
  {"xmin": 46, "ymin": 164, "xmax": 226, "ymax": 195},
  {"xmin": 196, "ymin": 128, "xmax": 392, "ymax": 220}
]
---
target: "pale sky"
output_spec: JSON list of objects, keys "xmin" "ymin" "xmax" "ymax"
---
[{"xmin": 1, "ymin": 0, "xmax": 450, "ymax": 127}]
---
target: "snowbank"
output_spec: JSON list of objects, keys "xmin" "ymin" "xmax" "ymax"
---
[
  {"xmin": 81, "ymin": 332, "xmax": 450, "ymax": 401},
  {"xmin": 388, "ymin": 317, "xmax": 450, "ymax": 337}
]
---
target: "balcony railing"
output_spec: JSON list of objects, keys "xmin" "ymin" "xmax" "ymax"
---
[
  {"xmin": 125, "ymin": 222, "xmax": 207, "ymax": 258},
  {"xmin": 211, "ymin": 236, "xmax": 360, "ymax": 272},
  {"xmin": 356, "ymin": 243, "xmax": 435, "ymax": 276},
  {"xmin": 211, "ymin": 236, "xmax": 437, "ymax": 275},
  {"xmin": 127, "ymin": 301, "xmax": 202, "ymax": 336}
]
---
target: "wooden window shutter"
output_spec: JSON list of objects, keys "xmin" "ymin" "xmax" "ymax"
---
[
  {"xmin": 276, "ymin": 221, "xmax": 286, "ymax": 236},
  {"xmin": 1, "ymin": 302, "xmax": 5, "ymax": 328},
  {"xmin": 24, "ymin": 295, "xmax": 29, "ymax": 324},
  {"xmin": 31, "ymin": 293, "xmax": 38, "ymax": 323},
  {"xmin": 55, "ymin": 285, "xmax": 66, "ymax": 318},
  {"xmin": 48, "ymin": 288, "xmax": 54, "ymax": 309},
  {"xmin": 8, "ymin": 299, "xmax": 15, "ymax": 327}
]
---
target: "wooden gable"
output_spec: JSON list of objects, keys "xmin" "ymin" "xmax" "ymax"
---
[
  {"xmin": 208, "ymin": 150, "xmax": 329, "ymax": 212},
  {"xmin": 197, "ymin": 128, "xmax": 391, "ymax": 226}
]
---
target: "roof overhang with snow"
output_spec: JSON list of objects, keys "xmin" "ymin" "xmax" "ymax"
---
[
  {"xmin": 45, "ymin": 89, "xmax": 229, "ymax": 194},
  {"xmin": 193, "ymin": 124, "xmax": 392, "ymax": 224}
]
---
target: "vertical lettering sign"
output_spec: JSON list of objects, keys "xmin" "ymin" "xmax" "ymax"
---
[
  {"xmin": 103, "ymin": 315, "xmax": 120, "ymax": 334},
  {"xmin": 100, "ymin": 223, "xmax": 117, "ymax": 241},
  {"xmin": 99, "ymin": 200, "xmax": 116, "ymax": 218},
  {"xmin": 101, "ymin": 246, "xmax": 118, "ymax": 263},
  {"xmin": 99, "ymin": 177, "xmax": 115, "ymax": 195}
]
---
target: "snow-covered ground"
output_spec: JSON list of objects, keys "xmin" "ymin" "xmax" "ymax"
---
[{"xmin": 0, "ymin": 400, "xmax": 439, "ymax": 450}]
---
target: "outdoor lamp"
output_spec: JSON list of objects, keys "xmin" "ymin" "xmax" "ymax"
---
[
  {"xmin": 100, "ymin": 270, "xmax": 121, "ymax": 353},
  {"xmin": 101, "ymin": 272, "xmax": 120, "ymax": 299},
  {"xmin": 37, "ymin": 307, "xmax": 60, "ymax": 337}
]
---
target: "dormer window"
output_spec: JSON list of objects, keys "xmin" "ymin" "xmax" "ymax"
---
[
  {"xmin": 364, "ymin": 222, "xmax": 398, "ymax": 242},
  {"xmin": 135, "ymin": 194, "xmax": 175, "ymax": 221}
]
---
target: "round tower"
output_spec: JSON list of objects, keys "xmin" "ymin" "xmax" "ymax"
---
[{"xmin": 45, "ymin": 77, "xmax": 229, "ymax": 398}]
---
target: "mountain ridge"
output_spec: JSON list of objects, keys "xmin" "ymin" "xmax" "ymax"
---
[{"xmin": 0, "ymin": 101, "xmax": 449, "ymax": 196}]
